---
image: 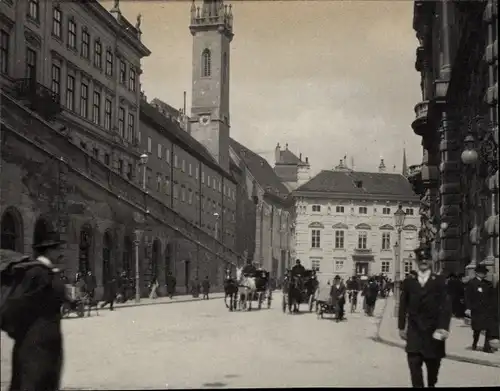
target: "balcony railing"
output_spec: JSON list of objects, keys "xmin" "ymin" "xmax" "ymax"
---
[
  {"xmin": 354, "ymin": 248, "xmax": 372, "ymax": 254},
  {"xmin": 412, "ymin": 100, "xmax": 430, "ymax": 137},
  {"xmin": 13, "ymin": 78, "xmax": 62, "ymax": 120}
]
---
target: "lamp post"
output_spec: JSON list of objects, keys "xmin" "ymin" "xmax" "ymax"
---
[
  {"xmin": 140, "ymin": 153, "xmax": 148, "ymax": 190},
  {"xmin": 393, "ymin": 204, "xmax": 407, "ymax": 317},
  {"xmin": 461, "ymin": 135, "xmax": 479, "ymax": 277}
]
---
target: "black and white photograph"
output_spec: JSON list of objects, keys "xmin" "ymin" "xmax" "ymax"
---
[{"xmin": 0, "ymin": 0, "xmax": 499, "ymax": 389}]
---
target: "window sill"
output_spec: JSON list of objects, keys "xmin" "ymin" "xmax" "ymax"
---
[
  {"xmin": 51, "ymin": 34, "xmax": 63, "ymax": 44},
  {"xmin": 26, "ymin": 16, "xmax": 40, "ymax": 27},
  {"xmin": 67, "ymin": 45, "xmax": 78, "ymax": 54}
]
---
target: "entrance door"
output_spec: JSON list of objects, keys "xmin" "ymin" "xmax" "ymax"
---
[{"xmin": 355, "ymin": 262, "xmax": 369, "ymax": 276}]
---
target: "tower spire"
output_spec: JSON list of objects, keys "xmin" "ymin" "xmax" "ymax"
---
[{"xmin": 402, "ymin": 148, "xmax": 408, "ymax": 176}]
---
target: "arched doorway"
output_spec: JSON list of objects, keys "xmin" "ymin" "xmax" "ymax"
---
[
  {"xmin": 151, "ymin": 239, "xmax": 160, "ymax": 280},
  {"xmin": 102, "ymin": 231, "xmax": 112, "ymax": 285},
  {"xmin": 1, "ymin": 208, "xmax": 23, "ymax": 251},
  {"xmin": 79, "ymin": 224, "xmax": 92, "ymax": 274},
  {"xmin": 123, "ymin": 236, "xmax": 132, "ymax": 277}
]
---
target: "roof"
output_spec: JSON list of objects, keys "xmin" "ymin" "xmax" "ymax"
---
[
  {"xmin": 150, "ymin": 98, "xmax": 182, "ymax": 119},
  {"xmin": 140, "ymin": 101, "xmax": 236, "ymax": 183},
  {"xmin": 294, "ymin": 170, "xmax": 418, "ymax": 200},
  {"xmin": 279, "ymin": 149, "xmax": 301, "ymax": 165},
  {"xmin": 229, "ymin": 138, "xmax": 290, "ymax": 200}
]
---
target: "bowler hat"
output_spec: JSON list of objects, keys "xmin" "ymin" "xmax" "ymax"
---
[
  {"xmin": 32, "ymin": 229, "xmax": 65, "ymax": 249},
  {"xmin": 334, "ymin": 275, "xmax": 340, "ymax": 280},
  {"xmin": 475, "ymin": 264, "xmax": 489, "ymax": 274}
]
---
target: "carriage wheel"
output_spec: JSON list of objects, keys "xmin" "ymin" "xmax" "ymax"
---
[
  {"xmin": 308, "ymin": 295, "xmax": 314, "ymax": 312},
  {"xmin": 76, "ymin": 302, "xmax": 85, "ymax": 318}
]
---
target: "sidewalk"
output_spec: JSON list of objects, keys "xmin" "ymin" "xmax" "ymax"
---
[
  {"xmin": 375, "ymin": 296, "xmax": 500, "ymax": 368},
  {"xmin": 110, "ymin": 292, "xmax": 226, "ymax": 309}
]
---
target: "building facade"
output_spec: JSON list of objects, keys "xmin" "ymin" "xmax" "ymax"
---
[
  {"xmin": 0, "ymin": 0, "xmax": 239, "ymax": 298},
  {"xmin": 409, "ymin": 0, "xmax": 498, "ymax": 283},
  {"xmin": 293, "ymin": 163, "xmax": 420, "ymax": 281}
]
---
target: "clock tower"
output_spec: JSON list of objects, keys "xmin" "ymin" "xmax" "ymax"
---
[{"xmin": 189, "ymin": 0, "xmax": 233, "ymax": 171}]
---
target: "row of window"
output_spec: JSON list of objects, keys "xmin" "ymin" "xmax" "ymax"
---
[
  {"xmin": 146, "ymin": 137, "xmax": 236, "ymax": 201},
  {"xmin": 310, "ymin": 205, "xmax": 415, "ymax": 216},
  {"xmin": 23, "ymin": 1, "xmax": 136, "ymax": 90},
  {"xmin": 311, "ymin": 230, "xmax": 395, "ymax": 250},
  {"xmin": 80, "ymin": 142, "xmax": 134, "ymax": 180},
  {"xmin": 309, "ymin": 259, "xmax": 414, "ymax": 274}
]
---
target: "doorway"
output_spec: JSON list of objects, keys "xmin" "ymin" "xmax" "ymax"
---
[{"xmin": 355, "ymin": 262, "xmax": 369, "ymax": 276}]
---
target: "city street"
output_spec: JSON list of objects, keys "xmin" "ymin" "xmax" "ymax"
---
[{"xmin": 1, "ymin": 296, "xmax": 499, "ymax": 389}]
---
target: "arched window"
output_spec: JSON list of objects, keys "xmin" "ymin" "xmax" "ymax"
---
[
  {"xmin": 102, "ymin": 231, "xmax": 112, "ymax": 285},
  {"xmin": 202, "ymin": 49, "xmax": 211, "ymax": 77},
  {"xmin": 222, "ymin": 52, "xmax": 227, "ymax": 83},
  {"xmin": 1, "ymin": 210, "xmax": 20, "ymax": 251},
  {"xmin": 123, "ymin": 236, "xmax": 132, "ymax": 276}
]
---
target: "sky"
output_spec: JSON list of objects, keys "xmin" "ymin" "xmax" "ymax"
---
[{"xmin": 106, "ymin": 0, "xmax": 422, "ymax": 175}]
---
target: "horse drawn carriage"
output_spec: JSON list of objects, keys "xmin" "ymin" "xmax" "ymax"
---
[
  {"xmin": 225, "ymin": 267, "xmax": 272, "ymax": 311},
  {"xmin": 282, "ymin": 269, "xmax": 317, "ymax": 313}
]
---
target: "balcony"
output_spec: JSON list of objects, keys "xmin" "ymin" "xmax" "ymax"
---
[
  {"xmin": 411, "ymin": 100, "xmax": 430, "ymax": 137},
  {"xmin": 354, "ymin": 248, "xmax": 372, "ymax": 255},
  {"xmin": 12, "ymin": 78, "xmax": 62, "ymax": 121},
  {"xmin": 407, "ymin": 164, "xmax": 424, "ymax": 196}
]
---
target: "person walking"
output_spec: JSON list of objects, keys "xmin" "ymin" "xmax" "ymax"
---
[
  {"xmin": 166, "ymin": 271, "xmax": 176, "ymax": 299},
  {"xmin": 101, "ymin": 274, "xmax": 118, "ymax": 311},
  {"xmin": 330, "ymin": 275, "xmax": 346, "ymax": 321},
  {"xmin": 202, "ymin": 276, "xmax": 210, "ymax": 300},
  {"xmin": 84, "ymin": 270, "xmax": 97, "ymax": 299},
  {"xmin": 465, "ymin": 264, "xmax": 496, "ymax": 353},
  {"xmin": 398, "ymin": 246, "xmax": 452, "ymax": 388},
  {"xmin": 4, "ymin": 230, "xmax": 71, "ymax": 391},
  {"xmin": 363, "ymin": 277, "xmax": 379, "ymax": 316}
]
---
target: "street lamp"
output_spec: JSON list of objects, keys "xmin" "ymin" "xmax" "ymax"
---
[
  {"xmin": 461, "ymin": 135, "xmax": 479, "ymax": 276},
  {"xmin": 140, "ymin": 153, "xmax": 148, "ymax": 190},
  {"xmin": 393, "ymin": 204, "xmax": 407, "ymax": 317}
]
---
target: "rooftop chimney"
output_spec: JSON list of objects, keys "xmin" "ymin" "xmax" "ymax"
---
[
  {"xmin": 299, "ymin": 152, "xmax": 302, "ymax": 161},
  {"xmin": 305, "ymin": 157, "xmax": 309, "ymax": 164}
]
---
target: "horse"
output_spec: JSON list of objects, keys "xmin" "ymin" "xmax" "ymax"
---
[
  {"xmin": 287, "ymin": 275, "xmax": 304, "ymax": 313},
  {"xmin": 223, "ymin": 273, "xmax": 239, "ymax": 311},
  {"xmin": 236, "ymin": 267, "xmax": 257, "ymax": 311}
]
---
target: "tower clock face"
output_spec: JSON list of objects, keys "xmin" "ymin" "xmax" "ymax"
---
[{"xmin": 199, "ymin": 115, "xmax": 211, "ymax": 125}]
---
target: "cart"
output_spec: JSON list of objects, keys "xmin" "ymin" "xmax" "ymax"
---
[{"xmin": 314, "ymin": 281, "xmax": 340, "ymax": 320}]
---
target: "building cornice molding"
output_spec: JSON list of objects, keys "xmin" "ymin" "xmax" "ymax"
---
[{"xmin": 292, "ymin": 191, "xmax": 419, "ymax": 203}]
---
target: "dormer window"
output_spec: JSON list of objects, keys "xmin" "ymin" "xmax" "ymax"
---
[
  {"xmin": 355, "ymin": 180, "xmax": 363, "ymax": 188},
  {"xmin": 359, "ymin": 207, "xmax": 368, "ymax": 214},
  {"xmin": 383, "ymin": 207, "xmax": 391, "ymax": 215},
  {"xmin": 336, "ymin": 206, "xmax": 344, "ymax": 213},
  {"xmin": 312, "ymin": 205, "xmax": 321, "ymax": 212}
]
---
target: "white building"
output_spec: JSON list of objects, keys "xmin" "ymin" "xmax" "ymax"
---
[{"xmin": 292, "ymin": 159, "xmax": 420, "ymax": 281}]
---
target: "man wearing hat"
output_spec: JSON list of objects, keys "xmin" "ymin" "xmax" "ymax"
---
[
  {"xmin": 291, "ymin": 259, "xmax": 306, "ymax": 277},
  {"xmin": 330, "ymin": 275, "xmax": 346, "ymax": 321},
  {"xmin": 398, "ymin": 246, "xmax": 452, "ymax": 388},
  {"xmin": 9, "ymin": 228, "xmax": 69, "ymax": 391},
  {"xmin": 465, "ymin": 264, "xmax": 496, "ymax": 353}
]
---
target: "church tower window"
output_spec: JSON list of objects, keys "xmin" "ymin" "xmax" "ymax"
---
[{"xmin": 202, "ymin": 49, "xmax": 211, "ymax": 77}]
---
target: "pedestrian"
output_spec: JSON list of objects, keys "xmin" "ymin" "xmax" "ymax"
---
[
  {"xmin": 363, "ymin": 277, "xmax": 379, "ymax": 316},
  {"xmin": 166, "ymin": 271, "xmax": 176, "ymax": 299},
  {"xmin": 84, "ymin": 270, "xmax": 97, "ymax": 299},
  {"xmin": 330, "ymin": 275, "xmax": 346, "ymax": 321},
  {"xmin": 101, "ymin": 274, "xmax": 118, "ymax": 311},
  {"xmin": 3, "ymin": 229, "xmax": 72, "ymax": 391},
  {"xmin": 464, "ymin": 264, "xmax": 496, "ymax": 353},
  {"xmin": 148, "ymin": 276, "xmax": 159, "ymax": 299},
  {"xmin": 202, "ymin": 276, "xmax": 210, "ymax": 300},
  {"xmin": 398, "ymin": 246, "xmax": 452, "ymax": 388}
]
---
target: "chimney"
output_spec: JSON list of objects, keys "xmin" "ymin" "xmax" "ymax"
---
[
  {"xmin": 299, "ymin": 152, "xmax": 302, "ymax": 161},
  {"xmin": 305, "ymin": 157, "xmax": 309, "ymax": 164},
  {"xmin": 379, "ymin": 158, "xmax": 387, "ymax": 173}
]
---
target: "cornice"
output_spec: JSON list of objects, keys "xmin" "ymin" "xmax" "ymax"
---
[{"xmin": 292, "ymin": 190, "xmax": 419, "ymax": 203}]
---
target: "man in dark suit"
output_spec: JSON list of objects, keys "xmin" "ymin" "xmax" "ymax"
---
[
  {"xmin": 398, "ymin": 246, "xmax": 452, "ymax": 388},
  {"xmin": 465, "ymin": 264, "xmax": 496, "ymax": 353},
  {"xmin": 291, "ymin": 259, "xmax": 306, "ymax": 277},
  {"xmin": 8, "ymin": 229, "xmax": 71, "ymax": 391},
  {"xmin": 330, "ymin": 275, "xmax": 347, "ymax": 321}
]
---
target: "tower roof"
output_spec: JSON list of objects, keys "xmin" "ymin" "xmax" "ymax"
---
[{"xmin": 190, "ymin": 0, "xmax": 233, "ymax": 39}]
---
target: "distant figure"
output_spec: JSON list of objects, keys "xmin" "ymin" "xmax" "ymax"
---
[
  {"xmin": 202, "ymin": 276, "xmax": 210, "ymax": 300},
  {"xmin": 101, "ymin": 274, "xmax": 118, "ymax": 311},
  {"xmin": 330, "ymin": 275, "xmax": 346, "ymax": 321},
  {"xmin": 363, "ymin": 277, "xmax": 379, "ymax": 316},
  {"xmin": 84, "ymin": 271, "xmax": 97, "ymax": 299},
  {"xmin": 291, "ymin": 259, "xmax": 306, "ymax": 277},
  {"xmin": 166, "ymin": 271, "xmax": 176, "ymax": 299}
]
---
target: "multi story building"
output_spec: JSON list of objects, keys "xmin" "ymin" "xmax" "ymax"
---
[
  {"xmin": 0, "ymin": 0, "xmax": 239, "ymax": 298},
  {"xmin": 409, "ymin": 0, "xmax": 498, "ymax": 282},
  {"xmin": 292, "ymin": 159, "xmax": 420, "ymax": 281}
]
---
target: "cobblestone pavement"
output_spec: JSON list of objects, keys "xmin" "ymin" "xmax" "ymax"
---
[
  {"xmin": 2, "ymin": 297, "xmax": 500, "ymax": 389},
  {"xmin": 377, "ymin": 296, "xmax": 500, "ymax": 368}
]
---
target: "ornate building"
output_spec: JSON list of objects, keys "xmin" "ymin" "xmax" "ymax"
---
[
  {"xmin": 409, "ymin": 0, "xmax": 498, "ymax": 283},
  {"xmin": 293, "ymin": 159, "xmax": 420, "ymax": 281}
]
